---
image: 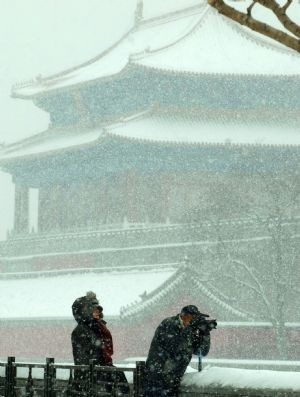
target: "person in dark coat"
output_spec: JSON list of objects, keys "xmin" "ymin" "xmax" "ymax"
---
[
  {"xmin": 71, "ymin": 291, "xmax": 104, "ymax": 391},
  {"xmin": 144, "ymin": 305, "xmax": 211, "ymax": 397},
  {"xmin": 71, "ymin": 293, "xmax": 129, "ymax": 395},
  {"xmin": 71, "ymin": 291, "xmax": 104, "ymax": 366}
]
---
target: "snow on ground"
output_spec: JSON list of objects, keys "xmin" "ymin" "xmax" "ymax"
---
[
  {"xmin": 182, "ymin": 366, "xmax": 300, "ymax": 392},
  {"xmin": 0, "ymin": 268, "xmax": 174, "ymax": 318}
]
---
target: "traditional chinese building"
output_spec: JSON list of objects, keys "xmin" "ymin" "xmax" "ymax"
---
[{"xmin": 0, "ymin": 1, "xmax": 299, "ymax": 361}]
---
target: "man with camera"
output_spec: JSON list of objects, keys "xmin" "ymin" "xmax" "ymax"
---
[{"xmin": 143, "ymin": 305, "xmax": 216, "ymax": 397}]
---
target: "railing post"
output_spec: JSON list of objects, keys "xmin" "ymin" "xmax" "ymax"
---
[
  {"xmin": 111, "ymin": 366, "xmax": 117, "ymax": 396},
  {"xmin": 88, "ymin": 359, "xmax": 96, "ymax": 397},
  {"xmin": 134, "ymin": 361, "xmax": 145, "ymax": 397},
  {"xmin": 66, "ymin": 368, "xmax": 73, "ymax": 397},
  {"xmin": 44, "ymin": 357, "xmax": 55, "ymax": 397},
  {"xmin": 25, "ymin": 366, "xmax": 34, "ymax": 397},
  {"xmin": 5, "ymin": 356, "xmax": 16, "ymax": 397}
]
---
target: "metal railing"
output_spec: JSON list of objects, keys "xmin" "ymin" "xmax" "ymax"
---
[{"xmin": 0, "ymin": 356, "xmax": 145, "ymax": 397}]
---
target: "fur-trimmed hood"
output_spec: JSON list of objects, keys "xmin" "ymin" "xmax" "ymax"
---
[{"xmin": 72, "ymin": 291, "xmax": 99, "ymax": 324}]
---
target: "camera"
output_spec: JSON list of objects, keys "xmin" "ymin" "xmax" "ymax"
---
[{"xmin": 190, "ymin": 314, "xmax": 217, "ymax": 333}]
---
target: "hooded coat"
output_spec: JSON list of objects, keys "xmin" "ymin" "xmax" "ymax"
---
[
  {"xmin": 144, "ymin": 314, "xmax": 211, "ymax": 397},
  {"xmin": 71, "ymin": 293, "xmax": 130, "ymax": 395},
  {"xmin": 71, "ymin": 292, "xmax": 105, "ymax": 366},
  {"xmin": 71, "ymin": 292, "xmax": 106, "ymax": 393}
]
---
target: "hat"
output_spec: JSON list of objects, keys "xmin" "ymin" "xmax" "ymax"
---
[
  {"xmin": 181, "ymin": 305, "xmax": 208, "ymax": 317},
  {"xmin": 72, "ymin": 291, "xmax": 99, "ymax": 323}
]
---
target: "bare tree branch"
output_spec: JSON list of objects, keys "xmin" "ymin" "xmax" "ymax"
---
[
  {"xmin": 223, "ymin": 273, "xmax": 263, "ymax": 296},
  {"xmin": 247, "ymin": 0, "xmax": 257, "ymax": 16},
  {"xmin": 282, "ymin": 0, "xmax": 292, "ymax": 13},
  {"xmin": 208, "ymin": 0, "xmax": 300, "ymax": 53},
  {"xmin": 257, "ymin": 0, "xmax": 300, "ymax": 38},
  {"xmin": 230, "ymin": 258, "xmax": 276, "ymax": 321}
]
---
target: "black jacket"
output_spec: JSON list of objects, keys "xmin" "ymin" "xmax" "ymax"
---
[
  {"xmin": 71, "ymin": 295, "xmax": 105, "ymax": 366},
  {"xmin": 71, "ymin": 296, "xmax": 129, "ymax": 395},
  {"xmin": 144, "ymin": 315, "xmax": 210, "ymax": 396},
  {"xmin": 71, "ymin": 320, "xmax": 104, "ymax": 365}
]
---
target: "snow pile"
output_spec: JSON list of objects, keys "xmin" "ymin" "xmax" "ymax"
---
[{"xmin": 182, "ymin": 366, "xmax": 300, "ymax": 392}]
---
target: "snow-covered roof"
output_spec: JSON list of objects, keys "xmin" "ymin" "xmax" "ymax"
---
[
  {"xmin": 0, "ymin": 126, "xmax": 104, "ymax": 162},
  {"xmin": 0, "ymin": 268, "xmax": 175, "ymax": 319},
  {"xmin": 106, "ymin": 111, "xmax": 300, "ymax": 147},
  {"xmin": 121, "ymin": 263, "xmax": 252, "ymax": 320},
  {"xmin": 12, "ymin": 2, "xmax": 300, "ymax": 98},
  {"xmin": 1, "ymin": 110, "xmax": 299, "ymax": 163},
  {"xmin": 12, "ymin": 3, "xmax": 205, "ymax": 98},
  {"xmin": 134, "ymin": 7, "xmax": 300, "ymax": 75}
]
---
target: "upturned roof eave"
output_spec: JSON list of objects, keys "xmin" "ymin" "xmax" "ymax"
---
[
  {"xmin": 11, "ymin": 62, "xmax": 135, "ymax": 100},
  {"xmin": 0, "ymin": 130, "xmax": 107, "ymax": 167},
  {"xmin": 11, "ymin": 4, "xmax": 206, "ymax": 100},
  {"xmin": 11, "ymin": 24, "xmax": 136, "ymax": 100}
]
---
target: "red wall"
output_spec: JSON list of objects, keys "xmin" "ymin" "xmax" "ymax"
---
[{"xmin": 0, "ymin": 320, "xmax": 299, "ymax": 362}]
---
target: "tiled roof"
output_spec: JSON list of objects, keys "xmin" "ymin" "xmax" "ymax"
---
[
  {"xmin": 120, "ymin": 262, "xmax": 254, "ymax": 320},
  {"xmin": 12, "ymin": 2, "xmax": 300, "ymax": 98}
]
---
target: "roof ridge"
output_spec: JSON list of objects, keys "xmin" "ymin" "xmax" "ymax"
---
[
  {"xmin": 139, "ymin": 3, "xmax": 205, "ymax": 29},
  {"xmin": 131, "ymin": 6, "xmax": 209, "ymax": 62}
]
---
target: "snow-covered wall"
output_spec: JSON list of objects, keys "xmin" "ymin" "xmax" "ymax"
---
[{"xmin": 181, "ymin": 366, "xmax": 300, "ymax": 395}]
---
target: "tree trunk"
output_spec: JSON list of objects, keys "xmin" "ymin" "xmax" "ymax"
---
[{"xmin": 274, "ymin": 321, "xmax": 288, "ymax": 360}]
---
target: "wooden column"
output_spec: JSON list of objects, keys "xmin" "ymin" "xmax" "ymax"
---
[{"xmin": 14, "ymin": 185, "xmax": 29, "ymax": 234}]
